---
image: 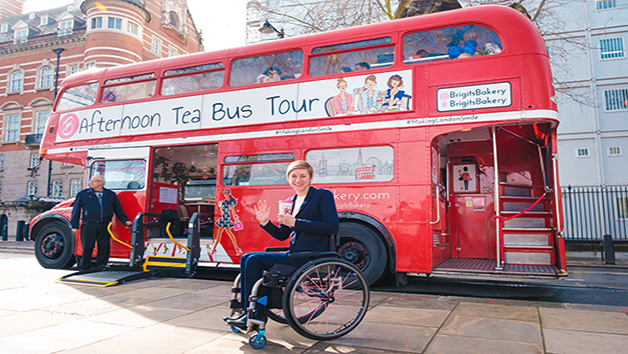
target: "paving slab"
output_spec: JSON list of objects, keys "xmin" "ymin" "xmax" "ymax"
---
[
  {"xmin": 543, "ymin": 328, "xmax": 628, "ymax": 354},
  {"xmin": 540, "ymin": 307, "xmax": 628, "ymax": 335}
]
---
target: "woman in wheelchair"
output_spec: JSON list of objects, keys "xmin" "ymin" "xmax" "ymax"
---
[{"xmin": 224, "ymin": 160, "xmax": 339, "ymax": 329}]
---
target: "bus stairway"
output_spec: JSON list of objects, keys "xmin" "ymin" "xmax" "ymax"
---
[{"xmin": 57, "ymin": 213, "xmax": 203, "ymax": 287}]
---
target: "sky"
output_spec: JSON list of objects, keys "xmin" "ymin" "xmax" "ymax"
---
[{"xmin": 22, "ymin": 0, "xmax": 248, "ymax": 51}]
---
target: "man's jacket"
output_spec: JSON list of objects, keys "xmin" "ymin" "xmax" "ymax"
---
[{"xmin": 70, "ymin": 188, "xmax": 129, "ymax": 229}]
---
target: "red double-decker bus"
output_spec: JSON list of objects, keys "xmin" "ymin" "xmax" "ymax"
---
[{"xmin": 31, "ymin": 6, "xmax": 567, "ymax": 285}]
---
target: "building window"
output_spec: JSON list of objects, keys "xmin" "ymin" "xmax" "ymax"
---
[
  {"xmin": 600, "ymin": 37, "xmax": 624, "ymax": 60},
  {"xmin": 85, "ymin": 62, "xmax": 96, "ymax": 70},
  {"xmin": 38, "ymin": 66, "xmax": 54, "ymax": 89},
  {"xmin": 127, "ymin": 21, "xmax": 138, "ymax": 35},
  {"xmin": 40, "ymin": 16, "xmax": 48, "ymax": 26},
  {"xmin": 14, "ymin": 28, "xmax": 28, "ymax": 44},
  {"xmin": 5, "ymin": 114, "xmax": 21, "ymax": 142},
  {"xmin": 608, "ymin": 146, "xmax": 622, "ymax": 157},
  {"xmin": 91, "ymin": 17, "xmax": 102, "ymax": 29},
  {"xmin": 35, "ymin": 111, "xmax": 50, "ymax": 135},
  {"xmin": 0, "ymin": 24, "xmax": 8, "ymax": 33},
  {"xmin": 8, "ymin": 70, "xmax": 24, "ymax": 93},
  {"xmin": 52, "ymin": 181, "xmax": 63, "ymax": 198},
  {"xmin": 596, "ymin": 0, "xmax": 617, "ymax": 10},
  {"xmin": 70, "ymin": 179, "xmax": 82, "ymax": 196},
  {"xmin": 0, "ymin": 155, "xmax": 4, "ymax": 170},
  {"xmin": 604, "ymin": 88, "xmax": 628, "ymax": 111},
  {"xmin": 168, "ymin": 47, "xmax": 177, "ymax": 57},
  {"xmin": 58, "ymin": 20, "xmax": 73, "ymax": 36},
  {"xmin": 68, "ymin": 64, "xmax": 80, "ymax": 76},
  {"xmin": 576, "ymin": 148, "xmax": 590, "ymax": 158},
  {"xmin": 151, "ymin": 37, "xmax": 162, "ymax": 56},
  {"xmin": 27, "ymin": 181, "xmax": 37, "ymax": 196},
  {"xmin": 29, "ymin": 153, "xmax": 41, "ymax": 168},
  {"xmin": 108, "ymin": 17, "xmax": 122, "ymax": 30}
]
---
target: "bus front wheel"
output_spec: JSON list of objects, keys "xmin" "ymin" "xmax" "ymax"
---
[
  {"xmin": 338, "ymin": 222, "xmax": 386, "ymax": 285},
  {"xmin": 34, "ymin": 222, "xmax": 76, "ymax": 269}
]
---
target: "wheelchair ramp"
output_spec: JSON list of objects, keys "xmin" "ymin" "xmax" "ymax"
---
[{"xmin": 57, "ymin": 269, "xmax": 151, "ymax": 287}]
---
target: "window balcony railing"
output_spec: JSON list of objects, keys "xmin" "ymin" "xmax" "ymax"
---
[{"xmin": 25, "ymin": 133, "xmax": 43, "ymax": 146}]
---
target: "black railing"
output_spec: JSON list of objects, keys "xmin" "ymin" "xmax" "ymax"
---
[
  {"xmin": 562, "ymin": 185, "xmax": 628, "ymax": 241},
  {"xmin": 25, "ymin": 133, "xmax": 43, "ymax": 145}
]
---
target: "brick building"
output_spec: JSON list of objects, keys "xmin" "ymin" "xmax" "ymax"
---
[{"xmin": 0, "ymin": 0, "xmax": 203, "ymax": 238}]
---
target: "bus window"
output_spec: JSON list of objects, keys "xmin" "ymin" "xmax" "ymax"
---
[
  {"xmin": 90, "ymin": 160, "xmax": 146, "ymax": 190},
  {"xmin": 56, "ymin": 82, "xmax": 99, "ymax": 111},
  {"xmin": 229, "ymin": 50, "xmax": 303, "ymax": 87},
  {"xmin": 223, "ymin": 163, "xmax": 291, "ymax": 186},
  {"xmin": 161, "ymin": 63, "xmax": 224, "ymax": 95},
  {"xmin": 101, "ymin": 73, "xmax": 156, "ymax": 103},
  {"xmin": 306, "ymin": 146, "xmax": 394, "ymax": 183},
  {"xmin": 223, "ymin": 152, "xmax": 295, "ymax": 163},
  {"xmin": 403, "ymin": 25, "xmax": 502, "ymax": 64},
  {"xmin": 310, "ymin": 37, "xmax": 394, "ymax": 76}
]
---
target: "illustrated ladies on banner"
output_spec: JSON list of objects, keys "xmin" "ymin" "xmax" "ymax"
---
[
  {"xmin": 332, "ymin": 78, "xmax": 354, "ymax": 115},
  {"xmin": 210, "ymin": 188, "xmax": 243, "ymax": 256},
  {"xmin": 382, "ymin": 74, "xmax": 405, "ymax": 109},
  {"xmin": 355, "ymin": 74, "xmax": 382, "ymax": 112}
]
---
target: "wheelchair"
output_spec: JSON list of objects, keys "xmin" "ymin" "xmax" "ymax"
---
[{"xmin": 225, "ymin": 237, "xmax": 370, "ymax": 349}]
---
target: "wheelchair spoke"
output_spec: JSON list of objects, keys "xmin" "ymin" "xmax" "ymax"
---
[{"xmin": 285, "ymin": 258, "xmax": 370, "ymax": 340}]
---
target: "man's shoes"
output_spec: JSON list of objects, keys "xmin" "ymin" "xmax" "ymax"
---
[
  {"xmin": 226, "ymin": 314, "xmax": 248, "ymax": 330},
  {"xmin": 223, "ymin": 311, "xmax": 245, "ymax": 322}
]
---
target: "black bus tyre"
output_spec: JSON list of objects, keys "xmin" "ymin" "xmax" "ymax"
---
[
  {"xmin": 34, "ymin": 222, "xmax": 75, "ymax": 269},
  {"xmin": 338, "ymin": 222, "xmax": 387, "ymax": 285}
]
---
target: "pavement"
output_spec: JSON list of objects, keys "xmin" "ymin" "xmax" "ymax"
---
[{"xmin": 1, "ymin": 241, "xmax": 627, "ymax": 353}]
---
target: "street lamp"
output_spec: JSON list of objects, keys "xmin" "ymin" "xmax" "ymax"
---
[
  {"xmin": 259, "ymin": 20, "xmax": 284, "ymax": 39},
  {"xmin": 47, "ymin": 48, "xmax": 64, "ymax": 197},
  {"xmin": 52, "ymin": 48, "xmax": 64, "ymax": 99}
]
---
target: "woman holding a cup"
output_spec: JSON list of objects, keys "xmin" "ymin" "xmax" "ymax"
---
[{"xmin": 225, "ymin": 160, "xmax": 339, "ymax": 328}]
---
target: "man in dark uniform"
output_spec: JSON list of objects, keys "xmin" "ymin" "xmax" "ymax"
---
[{"xmin": 70, "ymin": 175, "xmax": 132, "ymax": 270}]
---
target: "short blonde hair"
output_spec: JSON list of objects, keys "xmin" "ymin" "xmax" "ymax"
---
[{"xmin": 286, "ymin": 160, "xmax": 313, "ymax": 177}]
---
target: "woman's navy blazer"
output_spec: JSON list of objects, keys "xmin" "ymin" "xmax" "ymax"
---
[{"xmin": 261, "ymin": 186, "xmax": 339, "ymax": 253}]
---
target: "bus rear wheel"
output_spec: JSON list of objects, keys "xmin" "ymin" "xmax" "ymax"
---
[
  {"xmin": 34, "ymin": 222, "xmax": 75, "ymax": 269},
  {"xmin": 338, "ymin": 222, "xmax": 386, "ymax": 285}
]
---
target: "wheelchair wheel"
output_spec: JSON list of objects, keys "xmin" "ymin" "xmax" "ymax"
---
[
  {"xmin": 267, "ymin": 297, "xmax": 326, "ymax": 325},
  {"xmin": 267, "ymin": 307, "xmax": 288, "ymax": 324},
  {"xmin": 283, "ymin": 258, "xmax": 369, "ymax": 340}
]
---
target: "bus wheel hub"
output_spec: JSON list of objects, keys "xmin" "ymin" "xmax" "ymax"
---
[
  {"xmin": 42, "ymin": 234, "xmax": 63, "ymax": 258},
  {"xmin": 339, "ymin": 242, "xmax": 367, "ymax": 268}
]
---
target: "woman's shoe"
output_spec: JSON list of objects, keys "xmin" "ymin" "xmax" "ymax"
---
[
  {"xmin": 222, "ymin": 311, "xmax": 245, "ymax": 322},
  {"xmin": 226, "ymin": 315, "xmax": 248, "ymax": 330}
]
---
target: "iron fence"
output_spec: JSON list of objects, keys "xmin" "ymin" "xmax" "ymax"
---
[{"xmin": 561, "ymin": 185, "xmax": 628, "ymax": 241}]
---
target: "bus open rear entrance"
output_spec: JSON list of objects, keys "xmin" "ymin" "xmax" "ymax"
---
[{"xmin": 427, "ymin": 123, "xmax": 566, "ymax": 279}]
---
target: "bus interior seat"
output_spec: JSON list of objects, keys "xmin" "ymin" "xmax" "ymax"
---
[{"xmin": 127, "ymin": 181, "xmax": 141, "ymax": 189}]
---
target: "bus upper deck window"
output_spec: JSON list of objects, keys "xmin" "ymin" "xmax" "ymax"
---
[
  {"xmin": 402, "ymin": 25, "xmax": 502, "ymax": 64},
  {"xmin": 101, "ymin": 73, "xmax": 156, "ymax": 103},
  {"xmin": 56, "ymin": 82, "xmax": 99, "ymax": 111},
  {"xmin": 309, "ymin": 37, "xmax": 394, "ymax": 77},
  {"xmin": 162, "ymin": 62, "xmax": 224, "ymax": 95},
  {"xmin": 229, "ymin": 50, "xmax": 303, "ymax": 87}
]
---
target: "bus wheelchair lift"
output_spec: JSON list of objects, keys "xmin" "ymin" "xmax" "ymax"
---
[
  {"xmin": 57, "ymin": 211, "xmax": 207, "ymax": 287},
  {"xmin": 225, "ymin": 235, "xmax": 370, "ymax": 349}
]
